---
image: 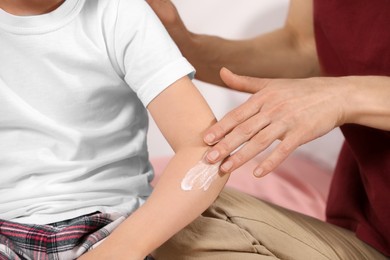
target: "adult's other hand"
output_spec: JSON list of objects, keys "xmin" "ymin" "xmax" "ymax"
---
[{"xmin": 146, "ymin": 0, "xmax": 191, "ymax": 46}]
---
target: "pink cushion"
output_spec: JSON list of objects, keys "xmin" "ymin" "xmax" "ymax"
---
[{"xmin": 150, "ymin": 153, "xmax": 332, "ymax": 220}]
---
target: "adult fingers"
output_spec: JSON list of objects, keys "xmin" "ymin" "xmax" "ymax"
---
[
  {"xmin": 203, "ymin": 92, "xmax": 263, "ymax": 147},
  {"xmin": 205, "ymin": 112, "xmax": 271, "ymax": 166},
  {"xmin": 221, "ymin": 123, "xmax": 287, "ymax": 173},
  {"xmin": 252, "ymin": 136, "xmax": 299, "ymax": 177}
]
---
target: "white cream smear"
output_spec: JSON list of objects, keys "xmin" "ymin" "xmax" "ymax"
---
[{"xmin": 181, "ymin": 157, "xmax": 221, "ymax": 191}]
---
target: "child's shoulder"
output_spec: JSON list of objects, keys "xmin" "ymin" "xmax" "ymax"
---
[
  {"xmin": 85, "ymin": 0, "xmax": 150, "ymax": 28},
  {"xmin": 91, "ymin": 0, "xmax": 149, "ymax": 11},
  {"xmin": 89, "ymin": 0, "xmax": 150, "ymax": 21}
]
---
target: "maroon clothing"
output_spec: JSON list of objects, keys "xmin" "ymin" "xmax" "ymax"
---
[{"xmin": 314, "ymin": 0, "xmax": 390, "ymax": 256}]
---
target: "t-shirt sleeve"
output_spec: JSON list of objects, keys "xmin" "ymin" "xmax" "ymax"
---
[{"xmin": 113, "ymin": 0, "xmax": 195, "ymax": 106}]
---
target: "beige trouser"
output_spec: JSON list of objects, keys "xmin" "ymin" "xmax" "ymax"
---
[{"xmin": 154, "ymin": 188, "xmax": 388, "ymax": 260}]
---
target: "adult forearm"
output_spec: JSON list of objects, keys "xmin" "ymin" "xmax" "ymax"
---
[
  {"xmin": 343, "ymin": 76, "xmax": 390, "ymax": 130},
  {"xmin": 147, "ymin": 0, "xmax": 320, "ymax": 85},
  {"xmin": 182, "ymin": 28, "xmax": 320, "ymax": 86}
]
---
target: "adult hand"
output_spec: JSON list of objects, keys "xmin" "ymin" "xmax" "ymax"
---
[
  {"xmin": 146, "ymin": 0, "xmax": 192, "ymax": 46},
  {"xmin": 204, "ymin": 68, "xmax": 349, "ymax": 177}
]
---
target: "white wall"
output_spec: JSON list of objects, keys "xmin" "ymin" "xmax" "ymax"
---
[{"xmin": 147, "ymin": 0, "xmax": 344, "ymax": 169}]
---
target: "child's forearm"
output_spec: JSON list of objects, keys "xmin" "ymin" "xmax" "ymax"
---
[
  {"xmin": 80, "ymin": 147, "xmax": 229, "ymax": 259},
  {"xmin": 79, "ymin": 76, "xmax": 228, "ymax": 259}
]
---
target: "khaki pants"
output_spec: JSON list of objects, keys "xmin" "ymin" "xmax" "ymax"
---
[{"xmin": 154, "ymin": 188, "xmax": 387, "ymax": 260}]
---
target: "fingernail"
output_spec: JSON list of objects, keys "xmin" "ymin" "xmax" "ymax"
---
[
  {"xmin": 207, "ymin": 150, "xmax": 219, "ymax": 161},
  {"xmin": 204, "ymin": 133, "xmax": 215, "ymax": 144},
  {"xmin": 221, "ymin": 161, "xmax": 233, "ymax": 172},
  {"xmin": 254, "ymin": 168, "xmax": 264, "ymax": 177}
]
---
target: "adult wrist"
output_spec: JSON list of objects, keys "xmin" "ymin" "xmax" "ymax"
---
[{"xmin": 341, "ymin": 76, "xmax": 390, "ymax": 130}]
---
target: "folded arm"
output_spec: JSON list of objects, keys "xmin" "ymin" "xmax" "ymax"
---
[{"xmin": 79, "ymin": 76, "xmax": 229, "ymax": 259}]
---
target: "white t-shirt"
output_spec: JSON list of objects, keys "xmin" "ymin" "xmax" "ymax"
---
[{"xmin": 0, "ymin": 0, "xmax": 194, "ymax": 224}]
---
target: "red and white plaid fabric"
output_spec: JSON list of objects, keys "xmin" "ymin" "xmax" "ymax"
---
[{"xmin": 0, "ymin": 212, "xmax": 126, "ymax": 260}]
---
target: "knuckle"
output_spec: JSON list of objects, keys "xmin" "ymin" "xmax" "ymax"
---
[
  {"xmin": 234, "ymin": 124, "xmax": 256, "ymax": 139},
  {"xmin": 214, "ymin": 124, "xmax": 225, "ymax": 134},
  {"xmin": 252, "ymin": 135, "xmax": 272, "ymax": 149},
  {"xmin": 286, "ymin": 113, "xmax": 301, "ymax": 126},
  {"xmin": 216, "ymin": 140, "xmax": 231, "ymax": 155},
  {"xmin": 278, "ymin": 138, "xmax": 297, "ymax": 157},
  {"xmin": 228, "ymin": 109, "xmax": 245, "ymax": 123},
  {"xmin": 278, "ymin": 143, "xmax": 293, "ymax": 157},
  {"xmin": 231, "ymin": 152, "xmax": 246, "ymax": 166},
  {"xmin": 210, "ymin": 124, "xmax": 226, "ymax": 138},
  {"xmin": 247, "ymin": 94, "xmax": 262, "ymax": 109}
]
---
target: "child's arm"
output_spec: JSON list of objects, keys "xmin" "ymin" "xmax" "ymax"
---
[{"xmin": 80, "ymin": 76, "xmax": 229, "ymax": 259}]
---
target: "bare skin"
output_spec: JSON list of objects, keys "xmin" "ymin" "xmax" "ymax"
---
[
  {"xmin": 211, "ymin": 69, "xmax": 390, "ymax": 176},
  {"xmin": 147, "ymin": 0, "xmax": 390, "ymax": 177},
  {"xmin": 80, "ymin": 77, "xmax": 229, "ymax": 259},
  {"xmin": 1, "ymin": 1, "xmax": 230, "ymax": 259},
  {"xmin": 0, "ymin": 0, "xmax": 65, "ymax": 15},
  {"xmin": 147, "ymin": 0, "xmax": 321, "ymax": 85}
]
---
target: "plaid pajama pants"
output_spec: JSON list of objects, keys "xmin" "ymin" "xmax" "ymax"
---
[{"xmin": 0, "ymin": 212, "xmax": 137, "ymax": 260}]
